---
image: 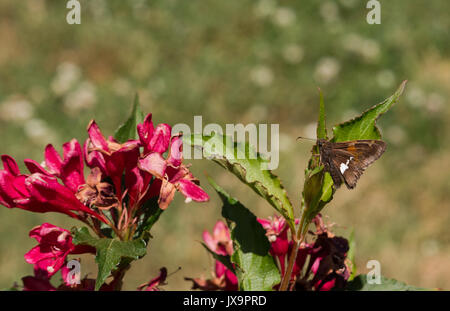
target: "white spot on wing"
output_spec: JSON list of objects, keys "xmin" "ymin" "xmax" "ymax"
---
[
  {"xmin": 340, "ymin": 163, "xmax": 349, "ymax": 174},
  {"xmin": 340, "ymin": 157, "xmax": 353, "ymax": 174}
]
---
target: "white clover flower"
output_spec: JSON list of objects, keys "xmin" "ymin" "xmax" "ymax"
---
[
  {"xmin": 320, "ymin": 1, "xmax": 340, "ymax": 23},
  {"xmin": 51, "ymin": 62, "xmax": 81, "ymax": 96},
  {"xmin": 376, "ymin": 70, "xmax": 396, "ymax": 89},
  {"xmin": 314, "ymin": 57, "xmax": 341, "ymax": 84},
  {"xmin": 0, "ymin": 96, "xmax": 34, "ymax": 122},
  {"xmin": 250, "ymin": 65, "xmax": 274, "ymax": 87},
  {"xmin": 341, "ymin": 34, "xmax": 380, "ymax": 62},
  {"xmin": 282, "ymin": 44, "xmax": 304, "ymax": 64},
  {"xmin": 360, "ymin": 39, "xmax": 380, "ymax": 62},
  {"xmin": 406, "ymin": 85, "xmax": 426, "ymax": 108},
  {"xmin": 272, "ymin": 7, "xmax": 296, "ymax": 27},
  {"xmin": 341, "ymin": 33, "xmax": 362, "ymax": 51},
  {"xmin": 254, "ymin": 0, "xmax": 277, "ymax": 18},
  {"xmin": 63, "ymin": 81, "xmax": 97, "ymax": 114},
  {"xmin": 23, "ymin": 118, "xmax": 57, "ymax": 144}
]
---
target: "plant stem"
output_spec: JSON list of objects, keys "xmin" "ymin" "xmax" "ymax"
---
[{"xmin": 278, "ymin": 213, "xmax": 307, "ymax": 291}]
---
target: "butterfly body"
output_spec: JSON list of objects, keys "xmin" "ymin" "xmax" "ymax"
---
[{"xmin": 317, "ymin": 139, "xmax": 386, "ymax": 189}]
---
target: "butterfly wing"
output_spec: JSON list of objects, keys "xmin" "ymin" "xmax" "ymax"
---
[{"xmin": 329, "ymin": 140, "xmax": 386, "ymax": 189}]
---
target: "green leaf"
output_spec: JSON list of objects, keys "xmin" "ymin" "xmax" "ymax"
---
[
  {"xmin": 301, "ymin": 166, "xmax": 334, "ymax": 233},
  {"xmin": 317, "ymin": 88, "xmax": 328, "ymax": 140},
  {"xmin": 332, "ymin": 80, "xmax": 407, "ymax": 142},
  {"xmin": 209, "ymin": 178, "xmax": 281, "ymax": 291},
  {"xmin": 72, "ymin": 227, "xmax": 147, "ymax": 291},
  {"xmin": 345, "ymin": 274, "xmax": 427, "ymax": 291},
  {"xmin": 184, "ymin": 133, "xmax": 295, "ymax": 231},
  {"xmin": 114, "ymin": 94, "xmax": 145, "ymax": 143}
]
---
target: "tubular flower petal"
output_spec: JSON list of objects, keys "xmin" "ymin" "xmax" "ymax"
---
[{"xmin": 24, "ymin": 223, "xmax": 75, "ymax": 278}]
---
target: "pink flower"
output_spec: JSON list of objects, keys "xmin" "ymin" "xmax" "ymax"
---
[
  {"xmin": 0, "ymin": 153, "xmax": 107, "ymax": 223},
  {"xmin": 2, "ymin": 112, "xmax": 209, "ymax": 250},
  {"xmin": 185, "ymin": 260, "xmax": 238, "ymax": 291},
  {"xmin": 85, "ymin": 120, "xmax": 140, "ymax": 200},
  {"xmin": 137, "ymin": 268, "xmax": 167, "ymax": 291},
  {"xmin": 24, "ymin": 223, "xmax": 93, "ymax": 278},
  {"xmin": 137, "ymin": 114, "xmax": 172, "ymax": 154},
  {"xmin": 214, "ymin": 261, "xmax": 238, "ymax": 291},
  {"xmin": 137, "ymin": 117, "xmax": 209, "ymax": 210},
  {"xmin": 203, "ymin": 220, "xmax": 233, "ymax": 256},
  {"xmin": 258, "ymin": 216, "xmax": 289, "ymax": 274}
]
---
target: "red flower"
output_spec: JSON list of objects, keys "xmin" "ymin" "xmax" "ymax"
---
[
  {"xmin": 85, "ymin": 120, "xmax": 140, "ymax": 200},
  {"xmin": 137, "ymin": 115, "xmax": 209, "ymax": 210},
  {"xmin": 24, "ymin": 223, "xmax": 94, "ymax": 278},
  {"xmin": 258, "ymin": 216, "xmax": 289, "ymax": 274},
  {"xmin": 137, "ymin": 113, "xmax": 171, "ymax": 155},
  {"xmin": 0, "ymin": 152, "xmax": 107, "ymax": 223},
  {"xmin": 137, "ymin": 267, "xmax": 168, "ymax": 291},
  {"xmin": 203, "ymin": 220, "xmax": 233, "ymax": 256}
]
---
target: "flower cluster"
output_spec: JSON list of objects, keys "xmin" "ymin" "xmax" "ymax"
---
[
  {"xmin": 261, "ymin": 215, "xmax": 351, "ymax": 291},
  {"xmin": 0, "ymin": 113, "xmax": 209, "ymax": 290},
  {"xmin": 188, "ymin": 215, "xmax": 350, "ymax": 291}
]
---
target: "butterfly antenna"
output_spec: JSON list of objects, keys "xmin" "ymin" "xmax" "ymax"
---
[{"xmin": 168, "ymin": 266, "xmax": 182, "ymax": 277}]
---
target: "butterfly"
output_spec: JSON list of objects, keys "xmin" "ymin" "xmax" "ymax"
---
[{"xmin": 315, "ymin": 139, "xmax": 387, "ymax": 189}]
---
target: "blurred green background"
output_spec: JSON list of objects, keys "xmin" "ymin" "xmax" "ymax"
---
[{"xmin": 0, "ymin": 0, "xmax": 449, "ymax": 290}]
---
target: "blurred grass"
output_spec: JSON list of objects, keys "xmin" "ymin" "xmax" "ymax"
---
[{"xmin": 0, "ymin": 0, "xmax": 449, "ymax": 290}]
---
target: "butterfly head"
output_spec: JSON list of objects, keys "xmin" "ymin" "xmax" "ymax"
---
[{"xmin": 316, "ymin": 139, "xmax": 328, "ymax": 149}]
